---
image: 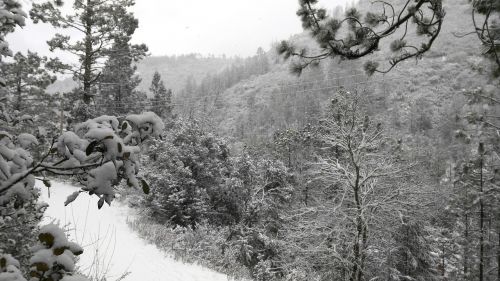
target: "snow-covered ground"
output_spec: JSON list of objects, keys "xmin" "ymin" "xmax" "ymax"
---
[{"xmin": 36, "ymin": 180, "xmax": 229, "ymax": 281}]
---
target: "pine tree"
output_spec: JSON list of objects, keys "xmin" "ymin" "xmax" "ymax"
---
[
  {"xmin": 30, "ymin": 0, "xmax": 148, "ymax": 110},
  {"xmin": 181, "ymin": 75, "xmax": 197, "ymax": 117},
  {"xmin": 150, "ymin": 71, "xmax": 173, "ymax": 119},
  {"xmin": 387, "ymin": 218, "xmax": 438, "ymax": 281},
  {"xmin": 96, "ymin": 36, "xmax": 147, "ymax": 116},
  {"xmin": 450, "ymin": 86, "xmax": 500, "ymax": 280},
  {"xmin": 0, "ymin": 0, "xmax": 27, "ymax": 85},
  {"xmin": 1, "ymin": 51, "xmax": 56, "ymax": 113},
  {"xmin": 278, "ymin": 0, "xmax": 444, "ymax": 75},
  {"xmin": 255, "ymin": 47, "xmax": 269, "ymax": 74},
  {"xmin": 279, "ymin": 0, "xmax": 499, "ymax": 76},
  {"xmin": 470, "ymin": 0, "xmax": 500, "ymax": 76},
  {"xmin": 0, "ymin": 51, "xmax": 60, "ymax": 148}
]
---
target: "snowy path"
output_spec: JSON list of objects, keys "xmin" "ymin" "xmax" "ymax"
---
[{"xmin": 36, "ymin": 181, "xmax": 229, "ymax": 281}]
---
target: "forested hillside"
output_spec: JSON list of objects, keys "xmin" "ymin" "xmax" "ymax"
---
[
  {"xmin": 207, "ymin": 0, "xmax": 496, "ymax": 151},
  {"xmin": 135, "ymin": 54, "xmax": 236, "ymax": 93},
  {"xmin": 47, "ymin": 54, "xmax": 236, "ymax": 94}
]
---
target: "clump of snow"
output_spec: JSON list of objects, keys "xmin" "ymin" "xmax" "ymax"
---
[
  {"xmin": 76, "ymin": 115, "xmax": 120, "ymax": 133},
  {"xmin": 1, "ymin": 111, "xmax": 163, "ymax": 235},
  {"xmin": 0, "ymin": 131, "xmax": 13, "ymax": 141},
  {"xmin": 38, "ymin": 224, "xmax": 69, "ymax": 248},
  {"xmin": 83, "ymin": 161, "xmax": 118, "ymax": 202},
  {"xmin": 0, "ymin": 254, "xmax": 26, "ymax": 281},
  {"xmin": 64, "ymin": 191, "xmax": 80, "ymax": 206},
  {"xmin": 0, "ymin": 266, "xmax": 27, "ymax": 281},
  {"xmin": 56, "ymin": 131, "xmax": 88, "ymax": 159},
  {"xmin": 16, "ymin": 133, "xmax": 38, "ymax": 148},
  {"xmin": 0, "ymin": 181, "xmax": 32, "ymax": 206},
  {"xmin": 29, "ymin": 224, "xmax": 86, "ymax": 281},
  {"xmin": 126, "ymin": 111, "xmax": 165, "ymax": 138},
  {"xmin": 0, "ymin": 254, "xmax": 20, "ymax": 269},
  {"xmin": 90, "ymin": 115, "xmax": 119, "ymax": 130}
]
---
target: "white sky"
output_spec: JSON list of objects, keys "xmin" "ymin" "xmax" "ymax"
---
[{"xmin": 8, "ymin": 0, "xmax": 356, "ymax": 60}]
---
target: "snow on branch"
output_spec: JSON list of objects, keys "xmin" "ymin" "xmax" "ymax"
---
[{"xmin": 0, "ymin": 112, "xmax": 164, "ymax": 209}]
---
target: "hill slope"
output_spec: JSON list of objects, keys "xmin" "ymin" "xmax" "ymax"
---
[
  {"xmin": 135, "ymin": 54, "xmax": 235, "ymax": 93},
  {"xmin": 47, "ymin": 54, "xmax": 235, "ymax": 95},
  {"xmin": 206, "ymin": 0, "xmax": 498, "ymax": 150}
]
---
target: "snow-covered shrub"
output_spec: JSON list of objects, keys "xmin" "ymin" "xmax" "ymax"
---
[
  {"xmin": 29, "ymin": 224, "xmax": 85, "ymax": 281},
  {"xmin": 127, "ymin": 217, "xmax": 250, "ymax": 279},
  {"xmin": 142, "ymin": 119, "xmax": 231, "ymax": 228},
  {"xmin": 1, "ymin": 112, "xmax": 164, "ymax": 209},
  {"xmin": 222, "ymin": 155, "xmax": 293, "ymax": 281},
  {"xmin": 0, "ymin": 193, "xmax": 47, "ymax": 272},
  {"xmin": 0, "ymin": 254, "xmax": 26, "ymax": 281},
  {"xmin": 0, "ymin": 224, "xmax": 86, "ymax": 281},
  {"xmin": 140, "ymin": 129, "xmax": 293, "ymax": 279}
]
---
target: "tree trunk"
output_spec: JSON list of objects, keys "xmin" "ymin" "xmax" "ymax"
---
[
  {"xmin": 83, "ymin": 0, "xmax": 93, "ymax": 104},
  {"xmin": 15, "ymin": 73, "xmax": 21, "ymax": 111},
  {"xmin": 479, "ymin": 157, "xmax": 484, "ymax": 281},
  {"xmin": 464, "ymin": 212, "xmax": 469, "ymax": 278},
  {"xmin": 497, "ymin": 221, "xmax": 500, "ymax": 281},
  {"xmin": 350, "ymin": 165, "xmax": 365, "ymax": 281},
  {"xmin": 464, "ymin": 180, "xmax": 469, "ymax": 279}
]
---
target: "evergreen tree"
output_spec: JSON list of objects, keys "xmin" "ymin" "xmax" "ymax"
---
[
  {"xmin": 254, "ymin": 47, "xmax": 269, "ymax": 74},
  {"xmin": 280, "ymin": 0, "xmax": 499, "ymax": 76},
  {"xmin": 143, "ymin": 119, "xmax": 231, "ymax": 229},
  {"xmin": 277, "ymin": 0, "xmax": 446, "ymax": 75},
  {"xmin": 387, "ymin": 218, "xmax": 438, "ymax": 281},
  {"xmin": 1, "ymin": 51, "xmax": 56, "ymax": 113},
  {"xmin": 30, "ymin": 0, "xmax": 148, "ymax": 114},
  {"xmin": 226, "ymin": 154, "xmax": 292, "ymax": 281},
  {"xmin": 0, "ymin": 0, "xmax": 26, "ymax": 85},
  {"xmin": 0, "ymin": 51, "xmax": 59, "ymax": 151},
  {"xmin": 150, "ymin": 71, "xmax": 173, "ymax": 119},
  {"xmin": 181, "ymin": 75, "xmax": 197, "ymax": 117},
  {"xmin": 450, "ymin": 86, "xmax": 500, "ymax": 281},
  {"xmin": 96, "ymin": 36, "xmax": 147, "ymax": 116},
  {"xmin": 470, "ymin": 0, "xmax": 500, "ymax": 76}
]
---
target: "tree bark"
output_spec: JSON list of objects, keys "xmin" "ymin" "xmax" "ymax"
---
[
  {"xmin": 497, "ymin": 221, "xmax": 500, "ymax": 281},
  {"xmin": 15, "ymin": 71, "xmax": 21, "ymax": 111},
  {"xmin": 350, "ymin": 162, "xmax": 365, "ymax": 281},
  {"xmin": 479, "ymin": 156, "xmax": 484, "ymax": 281},
  {"xmin": 83, "ymin": 0, "xmax": 94, "ymax": 104}
]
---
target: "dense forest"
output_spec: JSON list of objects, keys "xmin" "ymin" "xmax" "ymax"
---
[{"xmin": 1, "ymin": 0, "xmax": 500, "ymax": 281}]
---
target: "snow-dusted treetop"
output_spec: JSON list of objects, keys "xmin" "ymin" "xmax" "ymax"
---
[{"xmin": 0, "ymin": 0, "xmax": 26, "ymax": 58}]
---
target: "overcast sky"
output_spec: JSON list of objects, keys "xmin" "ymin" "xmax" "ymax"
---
[{"xmin": 8, "ymin": 0, "xmax": 356, "ymax": 60}]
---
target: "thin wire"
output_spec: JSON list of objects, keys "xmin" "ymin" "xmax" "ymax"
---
[
  {"xmin": 18, "ymin": 77, "xmax": 395, "ymax": 112},
  {"xmin": 90, "ymin": 74, "xmax": 389, "ymax": 107},
  {"xmin": 12, "ymin": 70, "xmax": 396, "ymax": 117},
  {"xmin": 19, "ymin": 71, "xmax": 371, "ymax": 103},
  {"xmin": 89, "ymin": 77, "xmax": 399, "ymax": 110}
]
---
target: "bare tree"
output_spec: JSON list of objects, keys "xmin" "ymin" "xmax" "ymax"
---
[{"xmin": 283, "ymin": 90, "xmax": 432, "ymax": 281}]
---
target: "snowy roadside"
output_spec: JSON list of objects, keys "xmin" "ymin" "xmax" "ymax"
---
[{"xmin": 36, "ymin": 180, "xmax": 230, "ymax": 281}]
